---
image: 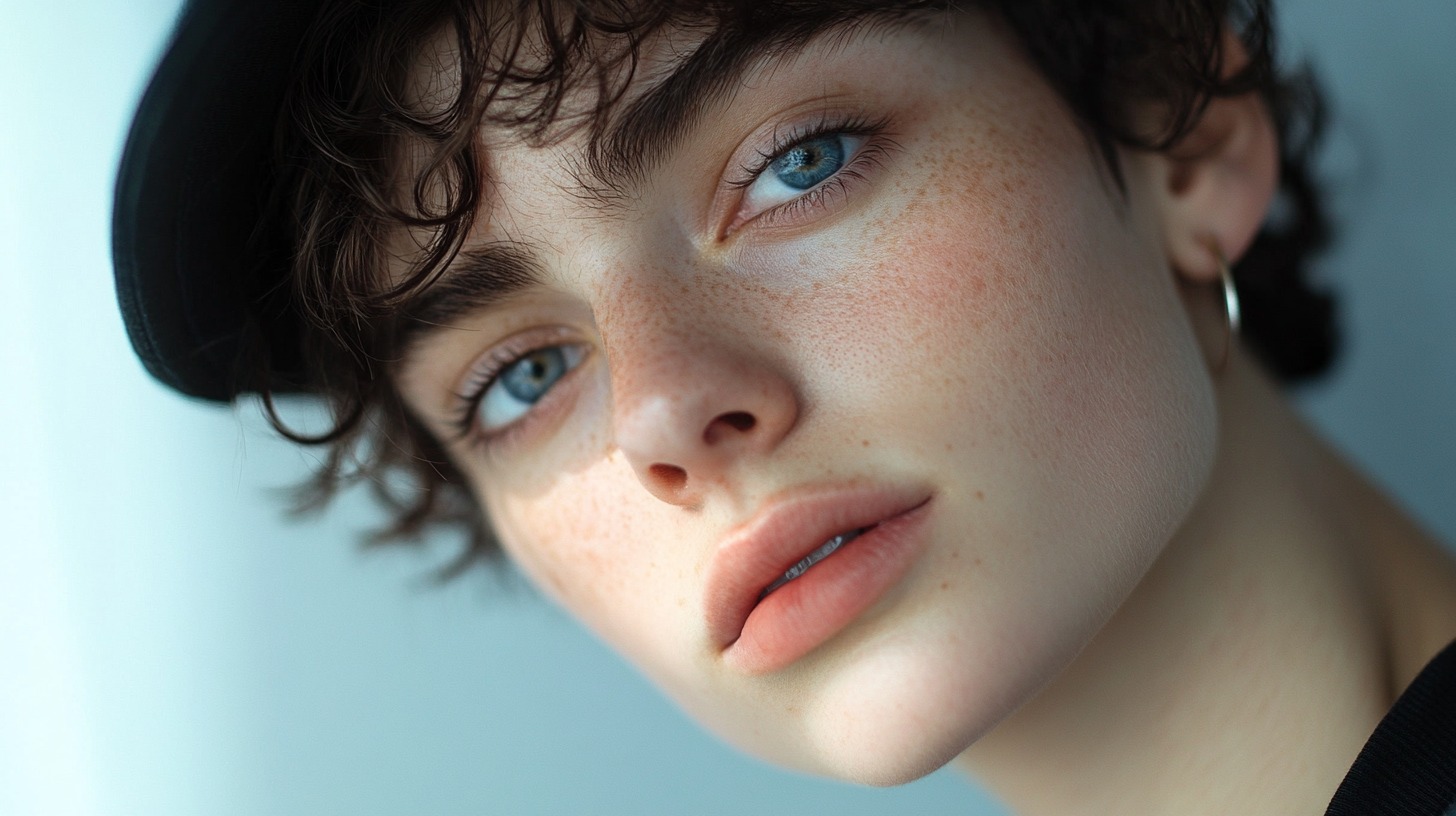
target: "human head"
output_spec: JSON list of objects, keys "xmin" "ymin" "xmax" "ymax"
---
[{"xmin": 115, "ymin": 0, "xmax": 1336, "ymax": 785}]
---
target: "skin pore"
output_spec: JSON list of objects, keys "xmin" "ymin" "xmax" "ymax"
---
[{"xmin": 390, "ymin": 9, "xmax": 1456, "ymax": 815}]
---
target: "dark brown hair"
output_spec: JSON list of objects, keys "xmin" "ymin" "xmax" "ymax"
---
[{"xmin": 264, "ymin": 0, "xmax": 1334, "ymax": 576}]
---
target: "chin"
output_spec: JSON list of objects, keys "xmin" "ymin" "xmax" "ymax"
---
[{"xmin": 774, "ymin": 617, "xmax": 1059, "ymax": 787}]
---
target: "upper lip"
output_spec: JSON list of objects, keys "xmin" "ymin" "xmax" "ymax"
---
[{"xmin": 702, "ymin": 483, "xmax": 933, "ymax": 650}]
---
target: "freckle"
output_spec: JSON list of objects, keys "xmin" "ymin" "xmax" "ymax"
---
[
  {"xmin": 944, "ymin": 442, "xmax": 953, "ymax": 452},
  {"xmin": 976, "ymin": 490, "xmax": 985, "ymax": 501},
  {"xmin": 974, "ymin": 557, "xmax": 983, "ymax": 567},
  {"xmin": 940, "ymin": 581, "xmax": 949, "ymax": 591},
  {"xmin": 861, "ymin": 439, "xmax": 870, "ymax": 448}
]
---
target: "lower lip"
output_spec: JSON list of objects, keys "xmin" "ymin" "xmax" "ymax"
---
[{"xmin": 723, "ymin": 499, "xmax": 933, "ymax": 675}]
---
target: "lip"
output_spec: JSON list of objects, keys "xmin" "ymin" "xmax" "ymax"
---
[{"xmin": 703, "ymin": 484, "xmax": 934, "ymax": 675}]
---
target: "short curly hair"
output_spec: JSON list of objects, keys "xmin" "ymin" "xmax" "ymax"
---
[{"xmin": 258, "ymin": 0, "xmax": 1335, "ymax": 577}]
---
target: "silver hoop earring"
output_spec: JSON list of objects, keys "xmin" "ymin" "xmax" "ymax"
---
[{"xmin": 1214, "ymin": 251, "xmax": 1242, "ymax": 373}]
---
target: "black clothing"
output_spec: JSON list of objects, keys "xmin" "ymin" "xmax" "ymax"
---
[{"xmin": 1326, "ymin": 638, "xmax": 1456, "ymax": 815}]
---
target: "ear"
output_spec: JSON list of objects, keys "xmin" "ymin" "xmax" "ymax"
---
[{"xmin": 1153, "ymin": 51, "xmax": 1280, "ymax": 281}]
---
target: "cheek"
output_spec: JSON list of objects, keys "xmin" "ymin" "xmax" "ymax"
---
[
  {"xmin": 809, "ymin": 98, "xmax": 1216, "ymax": 537},
  {"xmin": 486, "ymin": 454, "xmax": 703, "ymax": 678}
]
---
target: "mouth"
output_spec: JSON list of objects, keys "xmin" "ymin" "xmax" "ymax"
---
[
  {"xmin": 757, "ymin": 526, "xmax": 870, "ymax": 600},
  {"xmin": 703, "ymin": 485, "xmax": 933, "ymax": 674}
]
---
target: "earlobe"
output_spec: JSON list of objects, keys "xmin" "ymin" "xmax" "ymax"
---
[{"xmin": 1155, "ymin": 82, "xmax": 1280, "ymax": 283}]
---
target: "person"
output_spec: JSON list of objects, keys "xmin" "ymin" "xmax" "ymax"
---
[{"xmin": 113, "ymin": 0, "xmax": 1456, "ymax": 812}]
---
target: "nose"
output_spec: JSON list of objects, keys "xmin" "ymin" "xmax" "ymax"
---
[{"xmin": 607, "ymin": 317, "xmax": 800, "ymax": 507}]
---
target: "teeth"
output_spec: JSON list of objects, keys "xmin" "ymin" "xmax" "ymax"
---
[{"xmin": 759, "ymin": 528, "xmax": 866, "ymax": 600}]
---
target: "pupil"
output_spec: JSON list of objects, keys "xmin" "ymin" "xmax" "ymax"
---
[
  {"xmin": 502, "ymin": 348, "xmax": 566, "ymax": 403},
  {"xmin": 771, "ymin": 135, "xmax": 845, "ymax": 191}
]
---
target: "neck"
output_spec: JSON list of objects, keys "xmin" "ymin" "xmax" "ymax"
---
[{"xmin": 954, "ymin": 350, "xmax": 1456, "ymax": 815}]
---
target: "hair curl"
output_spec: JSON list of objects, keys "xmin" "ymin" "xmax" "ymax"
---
[{"xmin": 264, "ymin": 0, "xmax": 1335, "ymax": 577}]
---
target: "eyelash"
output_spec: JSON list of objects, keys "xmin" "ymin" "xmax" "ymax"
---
[
  {"xmin": 727, "ymin": 112, "xmax": 895, "ymax": 228},
  {"xmin": 449, "ymin": 347, "xmax": 516, "ymax": 442},
  {"xmin": 448, "ymin": 337, "xmax": 580, "ymax": 449}
]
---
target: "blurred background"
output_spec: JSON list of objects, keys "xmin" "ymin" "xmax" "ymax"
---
[{"xmin": 2, "ymin": 1, "xmax": 1453, "ymax": 814}]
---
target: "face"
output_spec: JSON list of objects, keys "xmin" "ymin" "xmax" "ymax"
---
[{"xmin": 395, "ymin": 10, "xmax": 1217, "ymax": 785}]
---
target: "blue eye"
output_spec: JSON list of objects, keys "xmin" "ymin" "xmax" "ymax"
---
[
  {"xmin": 477, "ymin": 345, "xmax": 585, "ymax": 433},
  {"xmin": 739, "ymin": 132, "xmax": 866, "ymax": 221},
  {"xmin": 768, "ymin": 135, "xmax": 846, "ymax": 190}
]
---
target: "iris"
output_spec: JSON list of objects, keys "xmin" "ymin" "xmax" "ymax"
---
[
  {"xmin": 501, "ymin": 348, "xmax": 570, "ymax": 403},
  {"xmin": 768, "ymin": 135, "xmax": 846, "ymax": 190}
]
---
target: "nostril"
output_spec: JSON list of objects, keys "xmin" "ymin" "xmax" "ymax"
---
[
  {"xmin": 649, "ymin": 463, "xmax": 688, "ymax": 492},
  {"xmin": 703, "ymin": 411, "xmax": 757, "ymax": 446},
  {"xmin": 719, "ymin": 412, "xmax": 756, "ymax": 432}
]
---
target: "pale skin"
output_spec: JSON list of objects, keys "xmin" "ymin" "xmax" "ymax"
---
[{"xmin": 391, "ymin": 9, "xmax": 1456, "ymax": 814}]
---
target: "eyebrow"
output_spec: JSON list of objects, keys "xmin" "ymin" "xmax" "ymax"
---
[
  {"xmin": 395, "ymin": 243, "xmax": 544, "ymax": 355},
  {"xmin": 580, "ymin": 32, "xmax": 765, "ymax": 202},
  {"xmin": 583, "ymin": 8, "xmax": 937, "ymax": 203}
]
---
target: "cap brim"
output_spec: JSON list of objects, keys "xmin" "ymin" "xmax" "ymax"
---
[{"xmin": 113, "ymin": 0, "xmax": 318, "ymax": 401}]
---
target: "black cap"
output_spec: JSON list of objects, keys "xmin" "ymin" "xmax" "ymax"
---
[{"xmin": 113, "ymin": 0, "xmax": 322, "ymax": 401}]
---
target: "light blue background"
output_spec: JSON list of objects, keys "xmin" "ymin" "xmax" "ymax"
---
[{"xmin": 3, "ymin": 2, "xmax": 1453, "ymax": 814}]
